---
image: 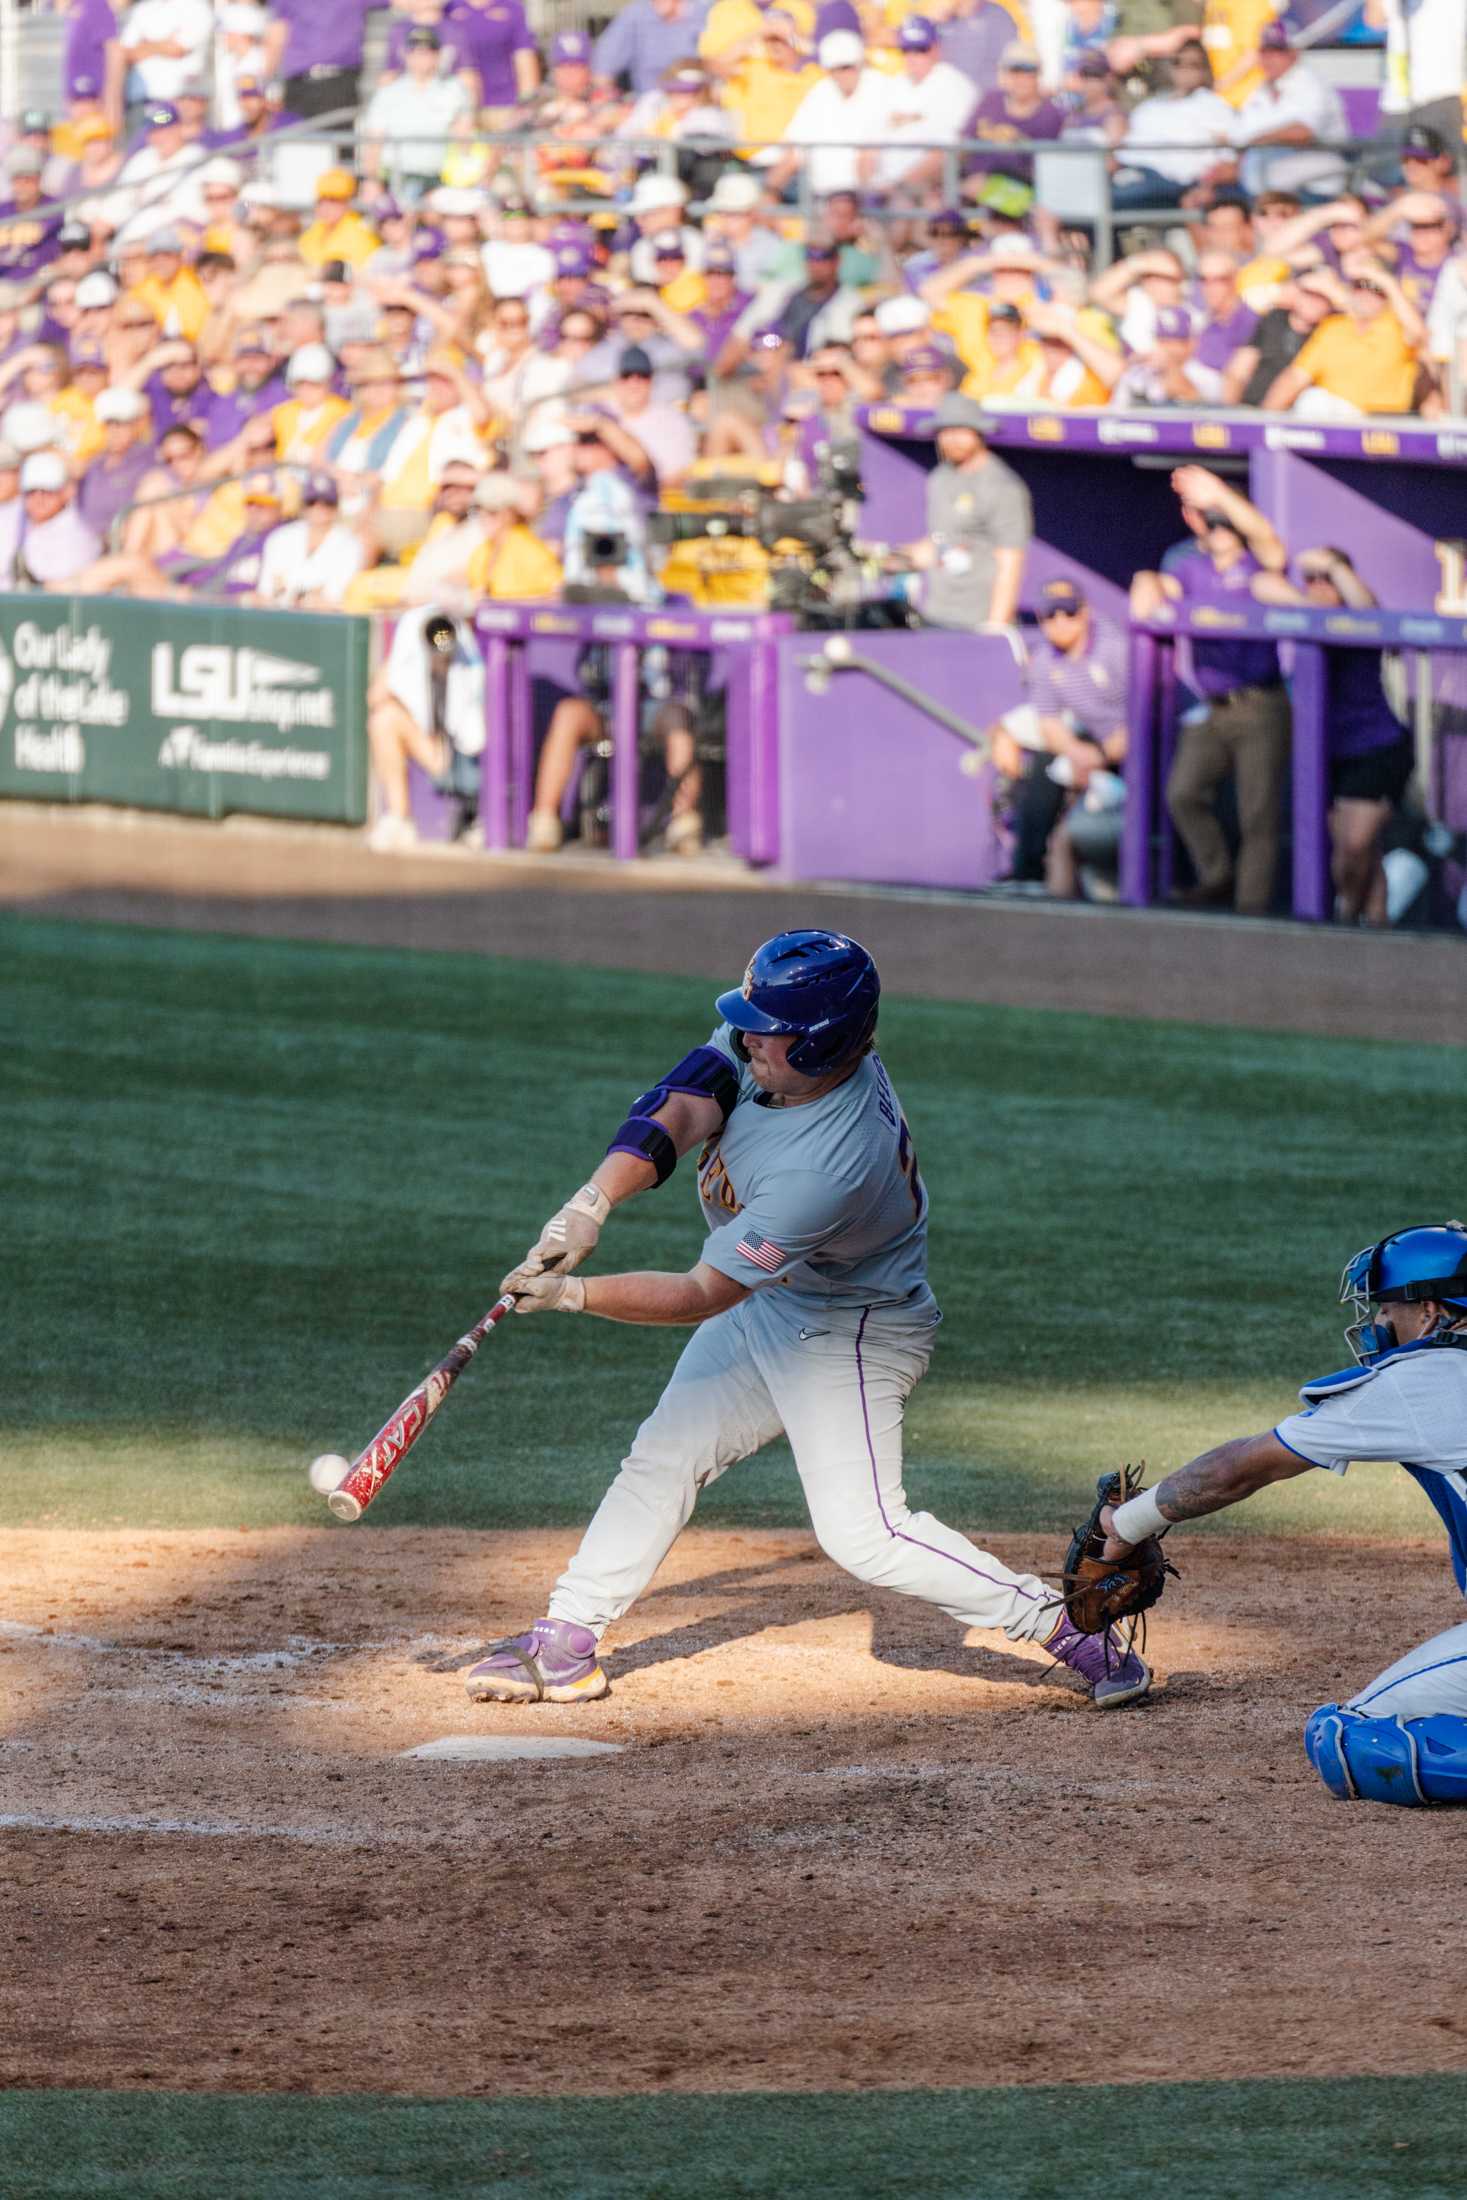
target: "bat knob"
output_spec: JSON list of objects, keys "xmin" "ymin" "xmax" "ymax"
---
[{"xmin": 327, "ymin": 1489, "xmax": 364, "ymax": 1523}]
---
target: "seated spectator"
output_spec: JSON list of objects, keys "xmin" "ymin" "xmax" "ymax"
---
[
  {"xmin": 0, "ymin": 152, "xmax": 63, "ymax": 282},
  {"xmin": 1262, "ymin": 255, "xmax": 1426, "ymax": 418},
  {"xmin": 963, "ymin": 43, "xmax": 1065, "ymax": 191},
  {"xmin": 987, "ymin": 575, "xmax": 1128, "ymax": 897},
  {"xmin": 897, "ymin": 341, "xmax": 959, "ymax": 407},
  {"xmin": 1112, "ymin": 304, "xmax": 1209, "ymax": 406},
  {"xmin": 601, "ymin": 343, "xmax": 698, "ymax": 486},
  {"xmin": 323, "ymin": 349, "xmax": 414, "ymax": 498},
  {"xmin": 76, "ymin": 384, "xmax": 153, "ymax": 536},
  {"xmin": 1024, "ymin": 297, "xmax": 1123, "ymax": 405},
  {"xmin": 1364, "ymin": 190, "xmax": 1457, "ymax": 315},
  {"xmin": 920, "ymin": 235, "xmax": 1069, "ymax": 372},
  {"xmin": 1207, "ymin": 24, "xmax": 1348, "ymax": 206},
  {"xmin": 617, "ymin": 59, "xmax": 734, "ymax": 172},
  {"xmin": 1131, "ymin": 465, "xmax": 1289, "ymax": 916},
  {"xmin": 1220, "ymin": 268, "xmax": 1338, "ymax": 406},
  {"xmin": 1109, "ymin": 43, "xmax": 1234, "ymax": 213},
  {"xmin": 1088, "ymin": 245, "xmax": 1190, "ymax": 354},
  {"xmin": 1060, "ymin": 49, "xmax": 1126, "ymax": 149},
  {"xmin": 624, "ymin": 174, "xmax": 703, "ymax": 286},
  {"xmin": 13, "ymin": 448, "xmax": 103, "ymax": 587},
  {"xmin": 721, "ymin": 9, "xmax": 821, "ymax": 159},
  {"xmin": 463, "ymin": 471, "xmax": 563, "ymax": 597},
  {"xmin": 273, "ymin": 344, "xmax": 352, "ymax": 464},
  {"xmin": 254, "ymin": 471, "xmax": 365, "ymax": 607},
  {"xmin": 1254, "ymin": 544, "xmax": 1415, "ymax": 925},
  {"xmin": 341, "ymin": 458, "xmax": 485, "ymax": 612},
  {"xmin": 299, "ymin": 171, "xmax": 381, "ymax": 273},
  {"xmin": 1189, "ymin": 252, "xmax": 1257, "ymax": 399},
  {"xmin": 360, "ymin": 27, "xmax": 474, "ymax": 197},
  {"xmin": 702, "ymin": 167, "xmax": 787, "ymax": 290},
  {"xmin": 899, "ymin": 389, "xmax": 1032, "ymax": 631},
  {"xmin": 737, "ymin": 226, "xmax": 864, "ymax": 361},
  {"xmin": 767, "ymin": 31, "xmax": 896, "ymax": 199},
  {"xmin": 958, "ymin": 299, "xmax": 1047, "ymax": 403},
  {"xmin": 867, "ymin": 16, "xmax": 979, "ymax": 201},
  {"xmin": 366, "ymin": 606, "xmax": 486, "ymax": 851}
]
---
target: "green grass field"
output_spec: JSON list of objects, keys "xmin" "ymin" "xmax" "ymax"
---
[
  {"xmin": 6, "ymin": 912, "xmax": 1462, "ymax": 1538},
  {"xmin": 5, "ymin": 2078, "xmax": 1465, "ymax": 2200},
  {"xmin": 8, "ymin": 910, "xmax": 1467, "ymax": 2200}
]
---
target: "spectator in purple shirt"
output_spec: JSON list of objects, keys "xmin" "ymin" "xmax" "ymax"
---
[
  {"xmin": 1190, "ymin": 252, "xmax": 1257, "ymax": 401},
  {"xmin": 593, "ymin": 0, "xmax": 710, "ymax": 97},
  {"xmin": 141, "ymin": 337, "xmax": 209, "ymax": 439},
  {"xmin": 964, "ymin": 43, "xmax": 1063, "ymax": 187},
  {"xmin": 76, "ymin": 384, "xmax": 153, "ymax": 537},
  {"xmin": 443, "ymin": 0, "xmax": 539, "ymax": 113},
  {"xmin": 1132, "ymin": 465, "xmax": 1290, "ymax": 916},
  {"xmin": 988, "ymin": 575, "xmax": 1129, "ymax": 896},
  {"xmin": 263, "ymin": 0, "xmax": 372, "ymax": 120},
  {"xmin": 199, "ymin": 327, "xmax": 287, "ymax": 446},
  {"xmin": 688, "ymin": 241, "xmax": 750, "ymax": 357},
  {"xmin": 65, "ymin": 0, "xmax": 121, "ymax": 113},
  {"xmin": 204, "ymin": 77, "xmax": 302, "ymax": 148},
  {"xmin": 0, "ymin": 153, "xmax": 63, "ymax": 282}
]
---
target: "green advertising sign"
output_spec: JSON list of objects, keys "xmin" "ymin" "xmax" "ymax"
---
[{"xmin": 0, "ymin": 594, "xmax": 371, "ymax": 823}]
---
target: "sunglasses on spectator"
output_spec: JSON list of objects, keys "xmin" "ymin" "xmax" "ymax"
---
[
  {"xmin": 560, "ymin": 328, "xmax": 597, "ymax": 344},
  {"xmin": 1408, "ymin": 218, "xmax": 1447, "ymax": 231},
  {"xmin": 1350, "ymin": 276, "xmax": 1385, "ymax": 295},
  {"xmin": 119, "ymin": 316, "xmax": 155, "ymax": 331}
]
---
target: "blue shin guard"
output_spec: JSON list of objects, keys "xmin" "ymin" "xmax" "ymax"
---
[{"xmin": 1304, "ymin": 1704, "xmax": 1467, "ymax": 1806}]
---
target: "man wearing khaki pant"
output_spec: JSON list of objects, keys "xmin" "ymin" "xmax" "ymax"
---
[{"xmin": 1132, "ymin": 469, "xmax": 1291, "ymax": 916}]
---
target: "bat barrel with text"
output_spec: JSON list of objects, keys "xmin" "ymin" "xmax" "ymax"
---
[{"xmin": 325, "ymin": 1293, "xmax": 517, "ymax": 1522}]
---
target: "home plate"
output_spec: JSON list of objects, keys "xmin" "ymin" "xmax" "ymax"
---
[{"xmin": 400, "ymin": 1734, "xmax": 624, "ymax": 1762}]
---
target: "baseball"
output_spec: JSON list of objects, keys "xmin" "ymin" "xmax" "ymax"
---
[{"xmin": 308, "ymin": 1452, "xmax": 350, "ymax": 1495}]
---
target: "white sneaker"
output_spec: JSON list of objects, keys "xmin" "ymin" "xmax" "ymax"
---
[
  {"xmin": 665, "ymin": 810, "xmax": 704, "ymax": 857},
  {"xmin": 366, "ymin": 813, "xmax": 419, "ymax": 853},
  {"xmin": 525, "ymin": 810, "xmax": 563, "ymax": 853}
]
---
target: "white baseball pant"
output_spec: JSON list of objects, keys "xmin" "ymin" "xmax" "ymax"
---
[{"xmin": 547, "ymin": 1289, "xmax": 1056, "ymax": 1643}]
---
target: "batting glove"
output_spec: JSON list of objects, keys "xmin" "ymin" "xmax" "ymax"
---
[
  {"xmin": 510, "ymin": 1273, "xmax": 586, "ymax": 1316},
  {"xmin": 499, "ymin": 1182, "xmax": 610, "ymax": 1294}
]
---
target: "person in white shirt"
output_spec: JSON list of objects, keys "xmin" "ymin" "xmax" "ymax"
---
[
  {"xmin": 1365, "ymin": 0, "xmax": 1467, "ymax": 162},
  {"xmin": 1227, "ymin": 24, "xmax": 1348, "ymax": 201},
  {"xmin": 867, "ymin": 16, "xmax": 978, "ymax": 197},
  {"xmin": 120, "ymin": 0, "xmax": 215, "ymax": 107},
  {"xmin": 766, "ymin": 30, "xmax": 895, "ymax": 200},
  {"xmin": 254, "ymin": 472, "xmax": 365, "ymax": 607},
  {"xmin": 359, "ymin": 28, "xmax": 474, "ymax": 196},
  {"xmin": 1111, "ymin": 42, "xmax": 1234, "ymax": 211}
]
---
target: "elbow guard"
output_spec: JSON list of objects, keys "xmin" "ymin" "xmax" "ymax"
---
[{"xmin": 605, "ymin": 1046, "xmax": 739, "ymax": 1187}]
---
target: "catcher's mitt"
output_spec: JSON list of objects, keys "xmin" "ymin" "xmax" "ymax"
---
[{"xmin": 1061, "ymin": 1465, "xmax": 1177, "ymax": 1637}]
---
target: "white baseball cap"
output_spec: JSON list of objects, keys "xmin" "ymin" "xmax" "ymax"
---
[
  {"xmin": 707, "ymin": 171, "xmax": 761, "ymax": 214},
  {"xmin": 429, "ymin": 186, "xmax": 484, "ymax": 218},
  {"xmin": 629, "ymin": 173, "xmax": 688, "ymax": 217},
  {"xmin": 286, "ymin": 341, "xmax": 336, "ymax": 384},
  {"xmin": 818, "ymin": 29, "xmax": 865, "ymax": 67},
  {"xmin": 75, "ymin": 270, "xmax": 119, "ymax": 309},
  {"xmin": 874, "ymin": 293, "xmax": 930, "ymax": 335},
  {"xmin": 94, "ymin": 386, "xmax": 147, "ymax": 423},
  {"xmin": 521, "ymin": 404, "xmax": 575, "ymax": 454},
  {"xmin": 474, "ymin": 473, "xmax": 522, "ymax": 510},
  {"xmin": 21, "ymin": 450, "xmax": 68, "ymax": 491},
  {"xmin": 2, "ymin": 400, "xmax": 60, "ymax": 453},
  {"xmin": 198, "ymin": 155, "xmax": 244, "ymax": 189}
]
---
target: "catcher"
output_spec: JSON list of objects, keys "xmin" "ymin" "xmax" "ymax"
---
[{"xmin": 1101, "ymin": 1224, "xmax": 1467, "ymax": 1805}]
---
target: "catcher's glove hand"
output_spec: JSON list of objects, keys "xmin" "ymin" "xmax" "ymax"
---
[{"xmin": 1062, "ymin": 1465, "xmax": 1177, "ymax": 1636}]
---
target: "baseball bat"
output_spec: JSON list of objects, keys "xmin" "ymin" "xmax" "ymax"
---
[{"xmin": 324, "ymin": 1292, "xmax": 517, "ymax": 1522}]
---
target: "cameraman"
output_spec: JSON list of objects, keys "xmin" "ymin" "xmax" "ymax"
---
[
  {"xmin": 562, "ymin": 408, "xmax": 656, "ymax": 603},
  {"xmin": 366, "ymin": 607, "xmax": 487, "ymax": 853},
  {"xmin": 525, "ymin": 644, "xmax": 709, "ymax": 857}
]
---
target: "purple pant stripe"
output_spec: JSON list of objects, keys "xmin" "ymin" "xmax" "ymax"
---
[{"xmin": 853, "ymin": 1307, "xmax": 1044, "ymax": 1607}]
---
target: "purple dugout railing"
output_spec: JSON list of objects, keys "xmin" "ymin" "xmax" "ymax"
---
[
  {"xmin": 1124, "ymin": 604, "xmax": 1467, "ymax": 920},
  {"xmin": 452, "ymin": 602, "xmax": 792, "ymax": 864}
]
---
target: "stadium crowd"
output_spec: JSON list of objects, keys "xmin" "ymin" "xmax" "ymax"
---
[{"xmin": 0, "ymin": 0, "xmax": 1461, "ymax": 898}]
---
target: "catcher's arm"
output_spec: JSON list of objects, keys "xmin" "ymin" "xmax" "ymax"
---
[{"xmin": 1102, "ymin": 1431, "xmax": 1313, "ymax": 1557}]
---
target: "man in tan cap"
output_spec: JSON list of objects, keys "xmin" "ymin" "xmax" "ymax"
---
[{"xmin": 299, "ymin": 170, "xmax": 380, "ymax": 271}]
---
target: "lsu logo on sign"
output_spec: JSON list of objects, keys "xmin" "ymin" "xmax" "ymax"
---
[
  {"xmin": 1192, "ymin": 606, "xmax": 1245, "ymax": 629},
  {"xmin": 1361, "ymin": 430, "xmax": 1400, "ymax": 457},
  {"xmin": 1192, "ymin": 422, "xmax": 1230, "ymax": 450},
  {"xmin": 1026, "ymin": 415, "xmax": 1064, "ymax": 442},
  {"xmin": 867, "ymin": 407, "xmax": 906, "ymax": 434}
]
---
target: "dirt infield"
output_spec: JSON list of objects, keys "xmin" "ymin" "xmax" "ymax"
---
[
  {"xmin": 5, "ymin": 1523, "xmax": 1466, "ymax": 2099},
  {"xmin": 3, "ymin": 804, "xmax": 1466, "ymax": 1042}
]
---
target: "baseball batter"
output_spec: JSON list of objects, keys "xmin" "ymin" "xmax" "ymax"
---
[
  {"xmin": 1101, "ymin": 1222, "xmax": 1467, "ymax": 1805},
  {"xmin": 465, "ymin": 929, "xmax": 1151, "ymax": 1709}
]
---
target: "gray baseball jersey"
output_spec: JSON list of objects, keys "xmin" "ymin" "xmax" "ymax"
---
[{"xmin": 694, "ymin": 1025, "xmax": 938, "ymax": 1332}]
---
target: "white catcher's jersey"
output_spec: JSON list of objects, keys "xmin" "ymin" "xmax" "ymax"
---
[
  {"xmin": 1275, "ymin": 1350, "xmax": 1467, "ymax": 1479},
  {"xmin": 694, "ymin": 1025, "xmax": 938, "ymax": 1331}
]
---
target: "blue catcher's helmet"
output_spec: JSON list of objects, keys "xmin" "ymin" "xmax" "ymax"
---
[
  {"xmin": 715, "ymin": 930, "xmax": 879, "ymax": 1076},
  {"xmin": 1340, "ymin": 1222, "xmax": 1467, "ymax": 1365}
]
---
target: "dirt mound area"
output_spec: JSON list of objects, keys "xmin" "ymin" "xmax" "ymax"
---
[{"xmin": 5, "ymin": 1526, "xmax": 1465, "ymax": 2097}]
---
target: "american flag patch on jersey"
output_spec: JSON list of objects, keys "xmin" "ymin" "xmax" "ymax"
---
[{"xmin": 736, "ymin": 1233, "xmax": 787, "ymax": 1272}]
